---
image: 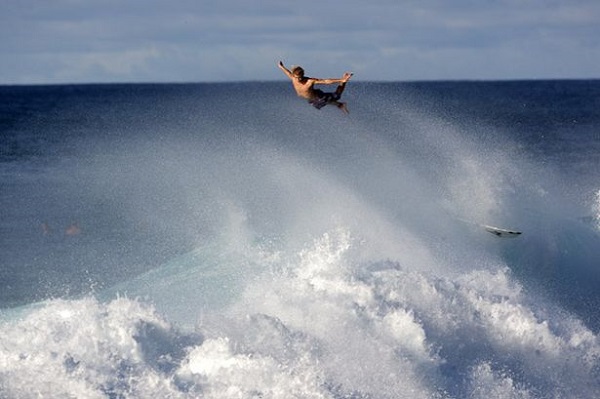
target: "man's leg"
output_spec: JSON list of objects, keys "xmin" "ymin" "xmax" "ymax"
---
[
  {"xmin": 333, "ymin": 100, "xmax": 349, "ymax": 114},
  {"xmin": 335, "ymin": 72, "xmax": 353, "ymax": 96}
]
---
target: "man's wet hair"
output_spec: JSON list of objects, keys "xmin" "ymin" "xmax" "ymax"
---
[{"xmin": 292, "ymin": 66, "xmax": 304, "ymax": 78}]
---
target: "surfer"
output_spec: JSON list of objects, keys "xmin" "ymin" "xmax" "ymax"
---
[
  {"xmin": 65, "ymin": 222, "xmax": 81, "ymax": 236},
  {"xmin": 278, "ymin": 61, "xmax": 353, "ymax": 113}
]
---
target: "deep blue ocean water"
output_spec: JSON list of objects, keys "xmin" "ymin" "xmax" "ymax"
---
[{"xmin": 1, "ymin": 80, "xmax": 599, "ymax": 398}]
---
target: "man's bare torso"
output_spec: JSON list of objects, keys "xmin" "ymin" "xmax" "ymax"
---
[{"xmin": 291, "ymin": 78, "xmax": 318, "ymax": 100}]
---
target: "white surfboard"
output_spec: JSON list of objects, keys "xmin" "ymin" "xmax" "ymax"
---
[
  {"xmin": 482, "ymin": 224, "xmax": 522, "ymax": 238},
  {"xmin": 450, "ymin": 215, "xmax": 523, "ymax": 238}
]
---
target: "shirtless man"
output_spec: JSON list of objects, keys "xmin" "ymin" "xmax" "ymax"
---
[{"xmin": 278, "ymin": 61, "xmax": 353, "ymax": 113}]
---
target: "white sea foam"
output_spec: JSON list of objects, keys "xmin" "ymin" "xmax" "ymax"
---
[
  {"xmin": 594, "ymin": 188, "xmax": 600, "ymax": 231},
  {"xmin": 1, "ymin": 228, "xmax": 599, "ymax": 398}
]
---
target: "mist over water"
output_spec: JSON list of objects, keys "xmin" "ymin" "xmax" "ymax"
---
[{"xmin": 1, "ymin": 81, "xmax": 599, "ymax": 397}]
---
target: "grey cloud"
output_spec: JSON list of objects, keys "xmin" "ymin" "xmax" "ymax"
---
[{"xmin": 1, "ymin": 0, "xmax": 599, "ymax": 83}]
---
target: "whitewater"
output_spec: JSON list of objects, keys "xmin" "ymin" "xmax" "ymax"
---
[{"xmin": 1, "ymin": 81, "xmax": 599, "ymax": 398}]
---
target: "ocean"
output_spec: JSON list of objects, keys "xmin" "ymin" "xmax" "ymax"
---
[{"xmin": 1, "ymin": 80, "xmax": 599, "ymax": 398}]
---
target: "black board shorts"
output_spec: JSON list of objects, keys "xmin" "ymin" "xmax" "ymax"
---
[{"xmin": 308, "ymin": 89, "xmax": 340, "ymax": 109}]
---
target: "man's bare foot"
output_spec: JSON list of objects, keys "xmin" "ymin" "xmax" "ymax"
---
[
  {"xmin": 343, "ymin": 72, "xmax": 353, "ymax": 82},
  {"xmin": 338, "ymin": 102, "xmax": 349, "ymax": 114}
]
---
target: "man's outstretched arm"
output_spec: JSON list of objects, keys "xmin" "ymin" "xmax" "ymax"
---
[
  {"xmin": 312, "ymin": 78, "xmax": 344, "ymax": 85},
  {"xmin": 313, "ymin": 73, "xmax": 352, "ymax": 85},
  {"xmin": 278, "ymin": 61, "xmax": 294, "ymax": 79}
]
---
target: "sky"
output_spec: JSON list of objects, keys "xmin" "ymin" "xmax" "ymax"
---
[{"xmin": 1, "ymin": 0, "xmax": 599, "ymax": 84}]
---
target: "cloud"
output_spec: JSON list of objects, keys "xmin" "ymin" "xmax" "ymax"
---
[
  {"xmin": 57, "ymin": 47, "xmax": 162, "ymax": 81},
  {"xmin": 1, "ymin": 0, "xmax": 599, "ymax": 83}
]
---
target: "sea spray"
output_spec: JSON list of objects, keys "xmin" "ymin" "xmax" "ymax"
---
[
  {"xmin": 1, "ymin": 81, "xmax": 599, "ymax": 398},
  {"xmin": 0, "ymin": 297, "xmax": 196, "ymax": 398},
  {"xmin": 594, "ymin": 188, "xmax": 600, "ymax": 231},
  {"xmin": 1, "ymin": 228, "xmax": 599, "ymax": 398},
  {"xmin": 230, "ymin": 229, "xmax": 600, "ymax": 398}
]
